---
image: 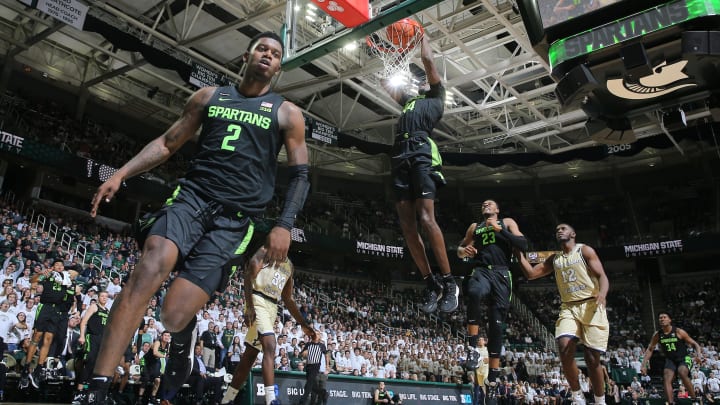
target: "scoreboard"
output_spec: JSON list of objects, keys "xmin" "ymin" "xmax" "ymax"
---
[{"xmin": 516, "ymin": 0, "xmax": 720, "ymax": 144}]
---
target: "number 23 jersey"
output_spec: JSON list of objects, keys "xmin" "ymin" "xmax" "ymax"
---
[{"xmin": 183, "ymin": 85, "xmax": 286, "ymax": 215}]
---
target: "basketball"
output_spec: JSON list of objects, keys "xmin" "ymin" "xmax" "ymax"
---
[{"xmin": 386, "ymin": 18, "xmax": 422, "ymax": 49}]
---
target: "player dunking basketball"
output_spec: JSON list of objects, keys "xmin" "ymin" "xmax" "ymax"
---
[{"xmin": 381, "ymin": 30, "xmax": 458, "ymax": 314}]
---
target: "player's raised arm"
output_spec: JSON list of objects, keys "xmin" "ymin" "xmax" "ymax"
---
[
  {"xmin": 420, "ymin": 34, "xmax": 441, "ymax": 86},
  {"xmin": 517, "ymin": 252, "xmax": 555, "ymax": 281}
]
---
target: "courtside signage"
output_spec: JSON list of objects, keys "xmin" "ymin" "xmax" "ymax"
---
[{"xmin": 252, "ymin": 370, "xmax": 471, "ymax": 404}]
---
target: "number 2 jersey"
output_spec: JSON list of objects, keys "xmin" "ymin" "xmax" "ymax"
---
[
  {"xmin": 553, "ymin": 243, "xmax": 599, "ymax": 303},
  {"xmin": 181, "ymin": 85, "xmax": 286, "ymax": 215}
]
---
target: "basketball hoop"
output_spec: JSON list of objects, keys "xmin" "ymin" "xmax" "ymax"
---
[{"xmin": 366, "ymin": 18, "xmax": 424, "ymax": 80}]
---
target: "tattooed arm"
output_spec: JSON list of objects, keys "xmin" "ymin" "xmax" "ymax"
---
[{"xmin": 90, "ymin": 87, "xmax": 214, "ymax": 217}]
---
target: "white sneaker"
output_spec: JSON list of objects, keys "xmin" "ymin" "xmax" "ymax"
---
[
  {"xmin": 72, "ymin": 392, "xmax": 87, "ymax": 405},
  {"xmin": 116, "ymin": 365, "xmax": 125, "ymax": 376}
]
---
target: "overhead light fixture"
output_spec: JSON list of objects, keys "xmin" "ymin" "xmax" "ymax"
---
[{"xmin": 389, "ymin": 72, "xmax": 409, "ymax": 87}]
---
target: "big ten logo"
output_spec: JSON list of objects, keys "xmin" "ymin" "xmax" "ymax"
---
[
  {"xmin": 461, "ymin": 394, "xmax": 473, "ymax": 404},
  {"xmin": 257, "ymin": 384, "xmax": 280, "ymax": 397},
  {"xmin": 606, "ymin": 144, "xmax": 632, "ymax": 154}
]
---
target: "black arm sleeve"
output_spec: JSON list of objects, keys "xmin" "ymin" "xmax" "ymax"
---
[
  {"xmin": 276, "ymin": 164, "xmax": 310, "ymax": 230},
  {"xmin": 500, "ymin": 228, "xmax": 528, "ymax": 251}
]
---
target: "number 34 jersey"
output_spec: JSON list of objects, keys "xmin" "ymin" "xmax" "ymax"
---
[
  {"xmin": 183, "ymin": 85, "xmax": 286, "ymax": 216},
  {"xmin": 553, "ymin": 243, "xmax": 600, "ymax": 303},
  {"xmin": 254, "ymin": 260, "xmax": 293, "ymax": 301}
]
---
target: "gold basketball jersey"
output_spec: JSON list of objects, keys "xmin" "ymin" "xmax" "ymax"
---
[
  {"xmin": 252, "ymin": 260, "xmax": 293, "ymax": 301},
  {"xmin": 553, "ymin": 243, "xmax": 599, "ymax": 303}
]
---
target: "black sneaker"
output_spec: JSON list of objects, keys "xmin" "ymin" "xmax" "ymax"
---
[
  {"xmin": 438, "ymin": 275, "xmax": 459, "ymax": 313},
  {"xmin": 84, "ymin": 389, "xmax": 115, "ymax": 405},
  {"xmin": 465, "ymin": 348, "xmax": 480, "ymax": 370},
  {"xmin": 28, "ymin": 367, "xmax": 41, "ymax": 389},
  {"xmin": 163, "ymin": 317, "xmax": 197, "ymax": 391},
  {"xmin": 19, "ymin": 368, "xmax": 30, "ymax": 389},
  {"xmin": 420, "ymin": 275, "xmax": 442, "ymax": 313},
  {"xmin": 485, "ymin": 368, "xmax": 501, "ymax": 397},
  {"xmin": 39, "ymin": 365, "xmax": 49, "ymax": 382}
]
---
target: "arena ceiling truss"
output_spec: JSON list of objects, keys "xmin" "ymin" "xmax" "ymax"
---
[{"xmin": 0, "ymin": 0, "xmax": 711, "ymax": 184}]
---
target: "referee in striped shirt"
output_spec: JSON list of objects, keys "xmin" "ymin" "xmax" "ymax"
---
[{"xmin": 300, "ymin": 333, "xmax": 330, "ymax": 405}]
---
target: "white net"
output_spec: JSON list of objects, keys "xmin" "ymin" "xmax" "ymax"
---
[{"xmin": 366, "ymin": 19, "xmax": 424, "ymax": 79}]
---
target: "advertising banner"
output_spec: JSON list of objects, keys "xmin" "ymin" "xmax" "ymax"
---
[
  {"xmin": 621, "ymin": 239, "xmax": 684, "ymax": 258},
  {"xmin": 525, "ymin": 250, "xmax": 558, "ymax": 264},
  {"xmin": 249, "ymin": 370, "xmax": 473, "ymax": 405},
  {"xmin": 356, "ymin": 240, "xmax": 404, "ymax": 259}
]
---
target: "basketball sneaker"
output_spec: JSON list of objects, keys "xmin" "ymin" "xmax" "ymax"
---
[
  {"xmin": 19, "ymin": 368, "xmax": 30, "ymax": 389},
  {"xmin": 438, "ymin": 275, "xmax": 459, "ymax": 313},
  {"xmin": 28, "ymin": 366, "xmax": 42, "ymax": 389},
  {"xmin": 485, "ymin": 368, "xmax": 501, "ymax": 398},
  {"xmin": 163, "ymin": 317, "xmax": 197, "ymax": 391},
  {"xmin": 72, "ymin": 392, "xmax": 87, "ymax": 405},
  {"xmin": 419, "ymin": 274, "xmax": 443, "ymax": 313},
  {"xmin": 83, "ymin": 389, "xmax": 115, "ymax": 405}
]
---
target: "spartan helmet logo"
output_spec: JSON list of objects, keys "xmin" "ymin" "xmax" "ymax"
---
[{"xmin": 607, "ymin": 60, "xmax": 696, "ymax": 100}]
